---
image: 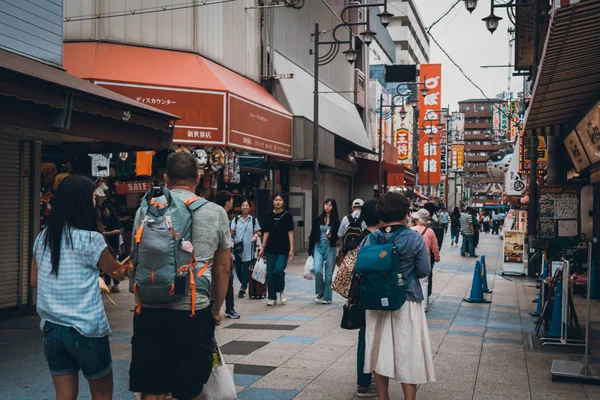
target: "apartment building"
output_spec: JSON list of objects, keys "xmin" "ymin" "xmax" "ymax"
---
[{"xmin": 387, "ymin": 0, "xmax": 430, "ymax": 65}]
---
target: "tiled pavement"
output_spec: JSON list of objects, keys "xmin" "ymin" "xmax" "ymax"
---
[{"xmin": 3, "ymin": 231, "xmax": 600, "ymax": 399}]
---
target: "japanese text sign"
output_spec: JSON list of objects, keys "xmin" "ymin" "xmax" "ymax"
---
[{"xmin": 418, "ymin": 64, "xmax": 442, "ymax": 185}]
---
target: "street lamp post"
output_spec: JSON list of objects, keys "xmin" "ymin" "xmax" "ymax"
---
[{"xmin": 311, "ymin": 1, "xmax": 393, "ymax": 218}]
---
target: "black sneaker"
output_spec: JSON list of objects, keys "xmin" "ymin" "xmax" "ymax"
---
[
  {"xmin": 225, "ymin": 310, "xmax": 240, "ymax": 319},
  {"xmin": 238, "ymin": 290, "xmax": 246, "ymax": 298}
]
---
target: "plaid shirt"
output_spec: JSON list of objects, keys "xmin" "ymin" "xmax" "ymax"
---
[{"xmin": 34, "ymin": 228, "xmax": 109, "ymax": 338}]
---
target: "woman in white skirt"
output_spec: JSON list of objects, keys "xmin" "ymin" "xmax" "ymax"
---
[{"xmin": 362, "ymin": 193, "xmax": 436, "ymax": 400}]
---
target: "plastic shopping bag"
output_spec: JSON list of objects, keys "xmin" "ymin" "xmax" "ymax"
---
[
  {"xmin": 303, "ymin": 256, "xmax": 315, "ymax": 280},
  {"xmin": 252, "ymin": 258, "xmax": 267, "ymax": 284},
  {"xmin": 198, "ymin": 344, "xmax": 236, "ymax": 400}
]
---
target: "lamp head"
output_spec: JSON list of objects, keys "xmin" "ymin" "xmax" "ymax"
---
[
  {"xmin": 399, "ymin": 107, "xmax": 407, "ymax": 120},
  {"xmin": 360, "ymin": 29, "xmax": 377, "ymax": 45},
  {"xmin": 483, "ymin": 12, "xmax": 502, "ymax": 34},
  {"xmin": 343, "ymin": 48, "xmax": 359, "ymax": 64},
  {"xmin": 464, "ymin": 0, "xmax": 478, "ymax": 13},
  {"xmin": 377, "ymin": 10, "xmax": 394, "ymax": 27}
]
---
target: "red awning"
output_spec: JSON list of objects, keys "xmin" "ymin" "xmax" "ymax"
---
[
  {"xmin": 356, "ymin": 157, "xmax": 411, "ymax": 187},
  {"xmin": 64, "ymin": 42, "xmax": 293, "ymax": 158}
]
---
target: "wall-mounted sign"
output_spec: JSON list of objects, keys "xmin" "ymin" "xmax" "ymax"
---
[
  {"xmin": 564, "ymin": 130, "xmax": 591, "ymax": 172},
  {"xmin": 519, "ymin": 135, "xmax": 548, "ymax": 175},
  {"xmin": 575, "ymin": 101, "xmax": 600, "ymax": 165},
  {"xmin": 418, "ymin": 64, "xmax": 442, "ymax": 185}
]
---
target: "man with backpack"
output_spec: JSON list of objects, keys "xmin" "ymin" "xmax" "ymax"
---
[
  {"xmin": 129, "ymin": 152, "xmax": 232, "ymax": 400},
  {"xmin": 338, "ymin": 198, "xmax": 368, "ymax": 257}
]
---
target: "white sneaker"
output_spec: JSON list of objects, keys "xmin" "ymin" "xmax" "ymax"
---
[
  {"xmin": 267, "ymin": 299, "xmax": 276, "ymax": 306},
  {"xmin": 280, "ymin": 292, "xmax": 288, "ymax": 304},
  {"xmin": 321, "ymin": 300, "xmax": 332, "ymax": 304}
]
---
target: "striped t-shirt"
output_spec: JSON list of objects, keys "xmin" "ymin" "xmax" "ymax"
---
[{"xmin": 459, "ymin": 213, "xmax": 473, "ymax": 235}]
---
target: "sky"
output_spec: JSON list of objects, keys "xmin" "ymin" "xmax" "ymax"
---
[{"xmin": 407, "ymin": 0, "xmax": 526, "ymax": 111}]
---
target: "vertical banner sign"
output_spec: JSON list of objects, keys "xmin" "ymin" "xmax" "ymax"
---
[
  {"xmin": 509, "ymin": 101, "xmax": 520, "ymax": 142},
  {"xmin": 418, "ymin": 64, "xmax": 442, "ymax": 185},
  {"xmin": 493, "ymin": 104, "xmax": 501, "ymax": 139},
  {"xmin": 451, "ymin": 144, "xmax": 465, "ymax": 171},
  {"xmin": 440, "ymin": 138, "xmax": 448, "ymax": 175},
  {"xmin": 396, "ymin": 105, "xmax": 413, "ymax": 165}
]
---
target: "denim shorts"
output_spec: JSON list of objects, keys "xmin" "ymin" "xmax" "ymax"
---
[{"xmin": 43, "ymin": 321, "xmax": 112, "ymax": 380}]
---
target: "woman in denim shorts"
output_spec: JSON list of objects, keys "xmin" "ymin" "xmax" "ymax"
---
[{"xmin": 31, "ymin": 175, "xmax": 122, "ymax": 400}]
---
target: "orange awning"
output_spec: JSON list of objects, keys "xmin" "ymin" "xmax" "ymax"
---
[{"xmin": 64, "ymin": 42, "xmax": 293, "ymax": 158}]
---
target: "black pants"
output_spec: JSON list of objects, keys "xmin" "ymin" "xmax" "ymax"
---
[
  {"xmin": 428, "ymin": 258, "xmax": 434, "ymax": 298},
  {"xmin": 225, "ymin": 269, "xmax": 235, "ymax": 312}
]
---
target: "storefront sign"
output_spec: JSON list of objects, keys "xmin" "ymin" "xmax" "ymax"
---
[
  {"xmin": 519, "ymin": 135, "xmax": 548, "ymax": 174},
  {"xmin": 493, "ymin": 103, "xmax": 509, "ymax": 139},
  {"xmin": 451, "ymin": 144, "xmax": 464, "ymax": 171},
  {"xmin": 509, "ymin": 101, "xmax": 521, "ymax": 142},
  {"xmin": 504, "ymin": 231, "xmax": 525, "ymax": 263},
  {"xmin": 440, "ymin": 139, "xmax": 447, "ymax": 175},
  {"xmin": 396, "ymin": 105, "xmax": 413, "ymax": 165},
  {"xmin": 505, "ymin": 136, "xmax": 527, "ymax": 196},
  {"xmin": 564, "ymin": 130, "xmax": 591, "ymax": 172},
  {"xmin": 228, "ymin": 94, "xmax": 293, "ymax": 159},
  {"xmin": 115, "ymin": 181, "xmax": 152, "ymax": 195},
  {"xmin": 418, "ymin": 64, "xmax": 442, "ymax": 185},
  {"xmin": 575, "ymin": 101, "xmax": 600, "ymax": 165},
  {"xmin": 450, "ymin": 112, "xmax": 464, "ymax": 140},
  {"xmin": 96, "ymin": 81, "xmax": 227, "ymax": 146}
]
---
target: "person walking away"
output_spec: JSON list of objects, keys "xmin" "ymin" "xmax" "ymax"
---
[
  {"xmin": 31, "ymin": 175, "xmax": 124, "ymax": 400},
  {"xmin": 439, "ymin": 208, "xmax": 449, "ymax": 234},
  {"xmin": 492, "ymin": 211, "xmax": 499, "ymax": 235},
  {"xmin": 423, "ymin": 202, "xmax": 444, "ymax": 250},
  {"xmin": 215, "ymin": 191, "xmax": 240, "ymax": 319},
  {"xmin": 410, "ymin": 209, "xmax": 440, "ymax": 311},
  {"xmin": 499, "ymin": 211, "xmax": 506, "ymax": 232},
  {"xmin": 100, "ymin": 202, "xmax": 122, "ymax": 293},
  {"xmin": 483, "ymin": 213, "xmax": 491, "ymax": 234},
  {"xmin": 472, "ymin": 209, "xmax": 481, "ymax": 249},
  {"xmin": 362, "ymin": 192, "xmax": 435, "ymax": 400},
  {"xmin": 338, "ymin": 198, "xmax": 367, "ymax": 257},
  {"xmin": 308, "ymin": 198, "xmax": 340, "ymax": 304},
  {"xmin": 352, "ymin": 199, "xmax": 380, "ymax": 398},
  {"xmin": 231, "ymin": 199, "xmax": 261, "ymax": 299},
  {"xmin": 450, "ymin": 207, "xmax": 461, "ymax": 247},
  {"xmin": 129, "ymin": 152, "xmax": 232, "ymax": 399},
  {"xmin": 460, "ymin": 207, "xmax": 476, "ymax": 257},
  {"xmin": 258, "ymin": 193, "xmax": 295, "ymax": 306}
]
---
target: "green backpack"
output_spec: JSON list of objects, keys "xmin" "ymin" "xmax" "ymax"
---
[{"xmin": 354, "ymin": 226, "xmax": 410, "ymax": 311}]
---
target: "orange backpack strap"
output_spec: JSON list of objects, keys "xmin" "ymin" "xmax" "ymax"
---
[
  {"xmin": 185, "ymin": 196, "xmax": 202, "ymax": 207},
  {"xmin": 189, "ymin": 262, "xmax": 210, "ymax": 318}
]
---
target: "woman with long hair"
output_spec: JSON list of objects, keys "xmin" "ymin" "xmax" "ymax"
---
[
  {"xmin": 231, "ymin": 199, "xmax": 262, "ymax": 298},
  {"xmin": 258, "ymin": 193, "xmax": 295, "ymax": 306},
  {"xmin": 450, "ymin": 206, "xmax": 461, "ymax": 247},
  {"xmin": 410, "ymin": 208, "xmax": 440, "ymax": 312},
  {"xmin": 308, "ymin": 198, "xmax": 340, "ymax": 304},
  {"xmin": 30, "ymin": 175, "xmax": 122, "ymax": 400},
  {"xmin": 362, "ymin": 192, "xmax": 435, "ymax": 400},
  {"xmin": 100, "ymin": 201, "xmax": 121, "ymax": 293}
]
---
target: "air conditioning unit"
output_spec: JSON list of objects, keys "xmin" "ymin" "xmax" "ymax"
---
[{"xmin": 354, "ymin": 69, "xmax": 366, "ymax": 108}]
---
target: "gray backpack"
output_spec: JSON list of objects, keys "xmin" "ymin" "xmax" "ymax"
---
[{"xmin": 131, "ymin": 186, "xmax": 207, "ymax": 316}]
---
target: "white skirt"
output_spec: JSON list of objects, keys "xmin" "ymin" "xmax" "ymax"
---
[{"xmin": 364, "ymin": 301, "xmax": 436, "ymax": 384}]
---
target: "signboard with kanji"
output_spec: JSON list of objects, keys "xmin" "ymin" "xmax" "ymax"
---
[
  {"xmin": 451, "ymin": 144, "xmax": 464, "ymax": 171},
  {"xmin": 395, "ymin": 104, "xmax": 413, "ymax": 165},
  {"xmin": 418, "ymin": 64, "xmax": 442, "ymax": 185}
]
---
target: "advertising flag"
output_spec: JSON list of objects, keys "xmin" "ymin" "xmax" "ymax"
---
[{"xmin": 418, "ymin": 64, "xmax": 442, "ymax": 185}]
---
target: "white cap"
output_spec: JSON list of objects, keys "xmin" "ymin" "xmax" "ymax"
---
[
  {"xmin": 352, "ymin": 198, "xmax": 364, "ymax": 208},
  {"xmin": 411, "ymin": 208, "xmax": 431, "ymax": 222}
]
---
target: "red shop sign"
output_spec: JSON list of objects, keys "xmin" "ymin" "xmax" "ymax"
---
[{"xmin": 115, "ymin": 181, "xmax": 152, "ymax": 195}]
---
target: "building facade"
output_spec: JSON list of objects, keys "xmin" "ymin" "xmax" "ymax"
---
[
  {"xmin": 0, "ymin": 0, "xmax": 174, "ymax": 315},
  {"xmin": 387, "ymin": 0, "xmax": 430, "ymax": 65},
  {"xmin": 459, "ymin": 98, "xmax": 506, "ymax": 206}
]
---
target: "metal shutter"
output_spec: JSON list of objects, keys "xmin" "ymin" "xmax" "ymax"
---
[{"xmin": 0, "ymin": 137, "xmax": 21, "ymax": 310}]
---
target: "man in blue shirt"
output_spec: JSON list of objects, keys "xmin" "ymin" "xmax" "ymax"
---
[{"xmin": 440, "ymin": 208, "xmax": 449, "ymax": 234}]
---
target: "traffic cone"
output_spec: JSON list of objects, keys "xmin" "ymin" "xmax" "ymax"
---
[
  {"xmin": 546, "ymin": 279, "xmax": 563, "ymax": 338},
  {"xmin": 481, "ymin": 255, "xmax": 492, "ymax": 293},
  {"xmin": 464, "ymin": 261, "xmax": 492, "ymax": 303},
  {"xmin": 531, "ymin": 262, "xmax": 548, "ymax": 317}
]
